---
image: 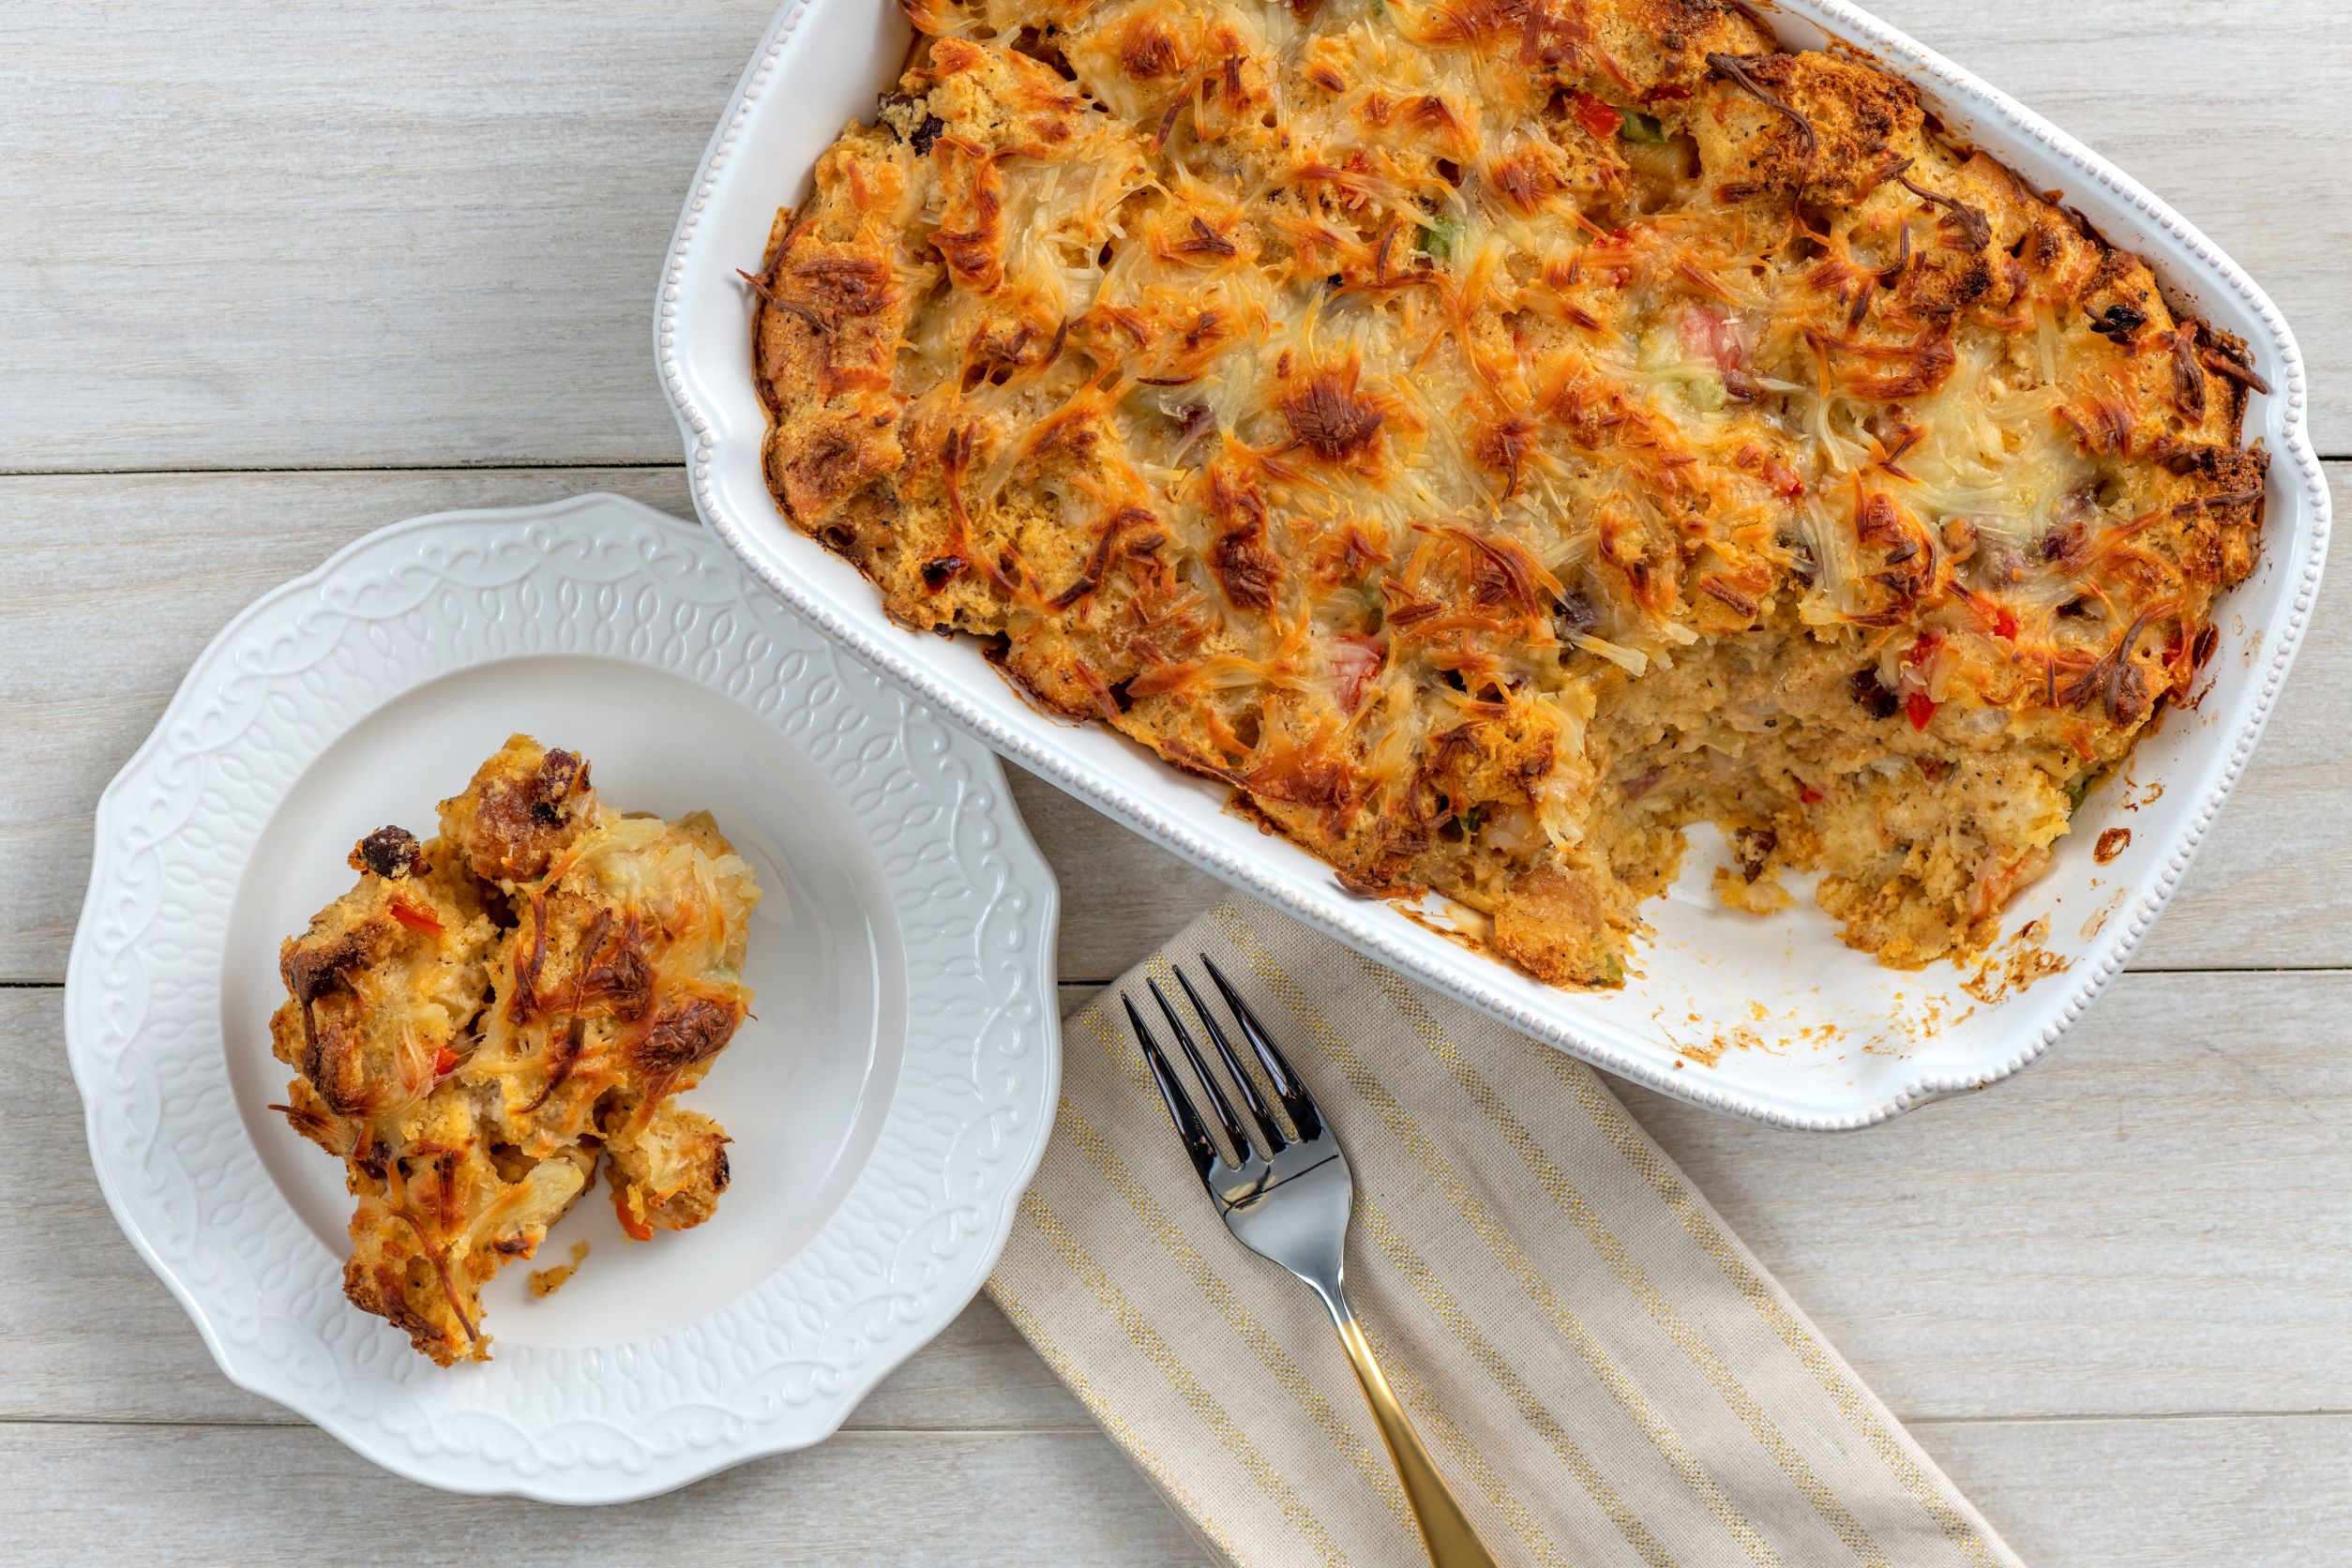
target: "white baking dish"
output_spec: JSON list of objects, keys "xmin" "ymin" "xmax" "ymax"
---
[{"xmin": 659, "ymin": 0, "xmax": 2328, "ymax": 1128}]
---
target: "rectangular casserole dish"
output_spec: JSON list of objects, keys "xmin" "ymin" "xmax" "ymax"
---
[{"xmin": 660, "ymin": 0, "xmax": 2329, "ymax": 1127}]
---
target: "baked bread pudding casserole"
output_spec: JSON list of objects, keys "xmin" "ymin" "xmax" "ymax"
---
[
  {"xmin": 270, "ymin": 736, "xmax": 761, "ymax": 1364},
  {"xmin": 747, "ymin": 0, "xmax": 2265, "ymax": 985}
]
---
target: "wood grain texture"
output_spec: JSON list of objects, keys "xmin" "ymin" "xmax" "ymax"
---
[
  {"xmin": 4, "ymin": 463, "xmax": 2344, "ymax": 983},
  {"xmin": 1612, "ymin": 971, "xmax": 2352, "ymax": 1424},
  {"xmin": 0, "ymin": 1410, "xmax": 2337, "ymax": 1568},
  {"xmin": 1911, "ymin": 1414, "xmax": 2352, "ymax": 1568},
  {"xmin": 8, "ymin": 0, "xmax": 2348, "ymax": 1554},
  {"xmin": 0, "ymin": 988, "xmax": 1091, "ymax": 1431},
  {"xmin": 14, "ymin": 926, "xmax": 2348, "ymax": 1565},
  {"xmin": 0, "ymin": 466, "xmax": 689, "ymax": 981},
  {"xmin": 0, "ymin": 1423, "xmax": 1213, "ymax": 1567},
  {"xmin": 0, "ymin": 1, "xmax": 770, "ymax": 473},
  {"xmin": 2, "ymin": 0, "xmax": 2345, "ymax": 475},
  {"xmin": 15, "ymin": 971, "xmax": 2346, "ymax": 1431},
  {"xmin": 1039, "ymin": 973, "xmax": 2352, "ymax": 1426}
]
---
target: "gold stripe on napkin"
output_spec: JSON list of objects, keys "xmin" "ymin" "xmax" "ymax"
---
[{"xmin": 987, "ymin": 896, "xmax": 2022, "ymax": 1568}]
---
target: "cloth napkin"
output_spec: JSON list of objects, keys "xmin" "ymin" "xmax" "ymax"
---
[{"xmin": 986, "ymin": 896, "xmax": 2023, "ymax": 1568}]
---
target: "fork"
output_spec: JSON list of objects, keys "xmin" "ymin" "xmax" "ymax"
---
[{"xmin": 1123, "ymin": 957, "xmax": 1502, "ymax": 1568}]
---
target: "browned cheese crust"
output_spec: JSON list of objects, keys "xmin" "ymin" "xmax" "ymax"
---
[
  {"xmin": 749, "ymin": 0, "xmax": 2264, "ymax": 986},
  {"xmin": 268, "ymin": 736, "xmax": 761, "ymax": 1364}
]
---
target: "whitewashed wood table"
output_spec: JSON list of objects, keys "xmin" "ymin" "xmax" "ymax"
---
[{"xmin": 4, "ymin": 3, "xmax": 2347, "ymax": 1560}]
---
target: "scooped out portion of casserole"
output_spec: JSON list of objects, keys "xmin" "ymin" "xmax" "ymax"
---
[
  {"xmin": 747, "ymin": 0, "xmax": 2265, "ymax": 986},
  {"xmin": 269, "ymin": 736, "xmax": 761, "ymax": 1364}
]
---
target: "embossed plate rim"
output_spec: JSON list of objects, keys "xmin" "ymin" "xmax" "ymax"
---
[{"xmin": 64, "ymin": 494, "xmax": 1062, "ymax": 1502}]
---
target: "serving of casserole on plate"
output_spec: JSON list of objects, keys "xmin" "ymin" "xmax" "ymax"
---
[
  {"xmin": 270, "ymin": 735, "xmax": 763, "ymax": 1366},
  {"xmin": 663, "ymin": 0, "xmax": 2329, "ymax": 1125},
  {"xmin": 66, "ymin": 498, "xmax": 1062, "ymax": 1500}
]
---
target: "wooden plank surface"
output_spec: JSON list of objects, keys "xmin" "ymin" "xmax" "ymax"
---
[
  {"xmin": 0, "ymin": 990, "xmax": 1093, "ymax": 1433},
  {"xmin": 2, "ymin": 0, "xmax": 2346, "ymax": 475},
  {"xmin": 0, "ymin": 1, "xmax": 760, "ymax": 473},
  {"xmin": 14, "ymin": 969, "xmax": 2346, "ymax": 1433},
  {"xmin": 5, "ymin": 463, "xmax": 2346, "ymax": 984},
  {"xmin": 0, "ymin": 466, "xmax": 696, "ymax": 981},
  {"xmin": 0, "ymin": 1425, "xmax": 1211, "ymax": 1566},
  {"xmin": 8, "ymin": 963, "xmax": 2347, "ymax": 1564},
  {"xmin": 0, "ymin": 1413, "xmax": 2340, "ymax": 1568},
  {"xmin": 1912, "ymin": 1415, "xmax": 2352, "ymax": 1568},
  {"xmin": 8, "ymin": 0, "xmax": 2349, "ymax": 1559}
]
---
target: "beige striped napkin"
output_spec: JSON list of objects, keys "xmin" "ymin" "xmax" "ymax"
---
[{"xmin": 986, "ymin": 896, "xmax": 2023, "ymax": 1568}]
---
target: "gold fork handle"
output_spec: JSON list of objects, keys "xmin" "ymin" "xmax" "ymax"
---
[{"xmin": 1325, "ymin": 1301, "xmax": 1503, "ymax": 1567}]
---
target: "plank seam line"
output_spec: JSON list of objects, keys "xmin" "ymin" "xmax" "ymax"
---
[
  {"xmin": 0, "ymin": 453, "xmax": 2342, "ymax": 479},
  {"xmin": 2110, "ymin": 963, "xmax": 2352, "ymax": 975},
  {"xmin": 0, "ymin": 1415, "xmax": 1113, "ymax": 1436},
  {"xmin": 1053, "ymin": 966, "xmax": 2352, "ymax": 989},
  {"xmin": 0, "ymin": 1410, "xmax": 2341, "ymax": 1435},
  {"xmin": 12, "ymin": 965, "xmax": 2352, "ymax": 990},
  {"xmin": 1905, "ymin": 1408, "xmax": 2351, "ymax": 1428},
  {"xmin": 0, "ymin": 456, "xmax": 2344, "ymax": 480},
  {"xmin": 0, "ymin": 460, "xmax": 687, "ymax": 479}
]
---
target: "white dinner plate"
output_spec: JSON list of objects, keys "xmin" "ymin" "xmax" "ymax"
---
[
  {"xmin": 661, "ymin": 0, "xmax": 2327, "ymax": 1129},
  {"xmin": 65, "ymin": 494, "xmax": 1061, "ymax": 1502}
]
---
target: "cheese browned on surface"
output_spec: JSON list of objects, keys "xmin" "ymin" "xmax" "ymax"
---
[
  {"xmin": 750, "ymin": 0, "xmax": 2263, "ymax": 985},
  {"xmin": 269, "ymin": 736, "xmax": 761, "ymax": 1364}
]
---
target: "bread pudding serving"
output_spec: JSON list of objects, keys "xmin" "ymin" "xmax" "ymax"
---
[
  {"xmin": 746, "ymin": 0, "xmax": 2265, "ymax": 987},
  {"xmin": 270, "ymin": 736, "xmax": 761, "ymax": 1364}
]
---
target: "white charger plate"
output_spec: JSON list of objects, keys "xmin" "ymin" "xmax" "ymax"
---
[
  {"xmin": 660, "ymin": 0, "xmax": 2328, "ymax": 1129},
  {"xmin": 65, "ymin": 494, "xmax": 1061, "ymax": 1502}
]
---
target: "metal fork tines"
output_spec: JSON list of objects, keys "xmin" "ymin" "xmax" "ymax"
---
[
  {"xmin": 1125, "ymin": 962, "xmax": 1328, "ymax": 1206},
  {"xmin": 1123, "ymin": 957, "xmax": 1500, "ymax": 1568}
]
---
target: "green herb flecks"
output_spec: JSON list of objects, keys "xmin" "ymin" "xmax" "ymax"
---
[
  {"xmin": 1418, "ymin": 215, "xmax": 1466, "ymax": 262},
  {"xmin": 1679, "ymin": 371, "xmax": 1726, "ymax": 411}
]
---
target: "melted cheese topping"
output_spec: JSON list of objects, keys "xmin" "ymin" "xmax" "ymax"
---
[
  {"xmin": 752, "ymin": 0, "xmax": 2264, "ymax": 985},
  {"xmin": 269, "ymin": 736, "xmax": 760, "ymax": 1364}
]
